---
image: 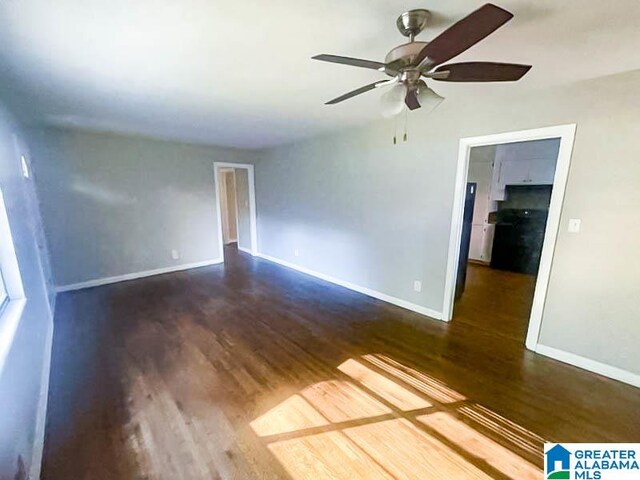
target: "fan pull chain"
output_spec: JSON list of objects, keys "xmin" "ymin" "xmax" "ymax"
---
[
  {"xmin": 393, "ymin": 115, "xmax": 398, "ymax": 145},
  {"xmin": 403, "ymin": 108, "xmax": 408, "ymax": 142}
]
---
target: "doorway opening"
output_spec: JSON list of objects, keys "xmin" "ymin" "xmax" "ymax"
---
[
  {"xmin": 219, "ymin": 168, "xmax": 239, "ymax": 245},
  {"xmin": 443, "ymin": 125, "xmax": 576, "ymax": 349},
  {"xmin": 214, "ymin": 162, "xmax": 258, "ymax": 261}
]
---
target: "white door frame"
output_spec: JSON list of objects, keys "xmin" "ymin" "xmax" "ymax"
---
[
  {"xmin": 442, "ymin": 124, "xmax": 577, "ymax": 350},
  {"xmin": 213, "ymin": 162, "xmax": 258, "ymax": 261}
]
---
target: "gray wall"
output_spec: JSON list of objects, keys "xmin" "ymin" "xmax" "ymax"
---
[
  {"xmin": 234, "ymin": 168, "xmax": 251, "ymax": 251},
  {"xmin": 28, "ymin": 127, "xmax": 254, "ymax": 287},
  {"xmin": 0, "ymin": 104, "xmax": 54, "ymax": 477},
  {"xmin": 254, "ymin": 70, "xmax": 640, "ymax": 377}
]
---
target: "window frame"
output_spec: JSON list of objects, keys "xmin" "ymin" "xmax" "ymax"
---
[{"xmin": 0, "ymin": 188, "xmax": 26, "ymax": 375}]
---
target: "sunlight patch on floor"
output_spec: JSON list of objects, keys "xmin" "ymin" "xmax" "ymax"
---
[
  {"xmin": 342, "ymin": 418, "xmax": 492, "ymax": 480},
  {"xmin": 251, "ymin": 354, "xmax": 544, "ymax": 479},
  {"xmin": 363, "ymin": 354, "xmax": 466, "ymax": 404},
  {"xmin": 268, "ymin": 430, "xmax": 394, "ymax": 479},
  {"xmin": 250, "ymin": 394, "xmax": 329, "ymax": 437},
  {"xmin": 458, "ymin": 403, "xmax": 545, "ymax": 457},
  {"xmin": 419, "ymin": 411, "xmax": 541, "ymax": 479},
  {"xmin": 301, "ymin": 380, "xmax": 392, "ymax": 423},
  {"xmin": 338, "ymin": 358, "xmax": 432, "ymax": 410}
]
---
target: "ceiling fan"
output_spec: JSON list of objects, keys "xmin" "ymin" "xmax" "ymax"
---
[{"xmin": 312, "ymin": 3, "xmax": 531, "ymax": 116}]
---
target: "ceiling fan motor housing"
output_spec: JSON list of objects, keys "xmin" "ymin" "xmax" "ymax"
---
[
  {"xmin": 387, "ymin": 9, "xmax": 432, "ymax": 75},
  {"xmin": 384, "ymin": 42, "xmax": 429, "ymax": 76}
]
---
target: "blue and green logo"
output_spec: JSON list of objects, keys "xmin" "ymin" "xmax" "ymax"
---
[{"xmin": 546, "ymin": 444, "xmax": 571, "ymax": 479}]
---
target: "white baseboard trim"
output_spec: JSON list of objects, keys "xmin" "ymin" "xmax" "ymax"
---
[
  {"xmin": 29, "ymin": 318, "xmax": 54, "ymax": 480},
  {"xmin": 535, "ymin": 344, "xmax": 640, "ymax": 388},
  {"xmin": 56, "ymin": 258, "xmax": 223, "ymax": 293},
  {"xmin": 256, "ymin": 252, "xmax": 443, "ymax": 320},
  {"xmin": 237, "ymin": 246, "xmax": 253, "ymax": 255}
]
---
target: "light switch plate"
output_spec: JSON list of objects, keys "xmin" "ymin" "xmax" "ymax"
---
[{"xmin": 568, "ymin": 218, "xmax": 581, "ymax": 233}]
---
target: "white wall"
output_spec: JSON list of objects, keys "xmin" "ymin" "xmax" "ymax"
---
[
  {"xmin": 0, "ymin": 104, "xmax": 54, "ymax": 478},
  {"xmin": 28, "ymin": 127, "xmax": 254, "ymax": 288},
  {"xmin": 467, "ymin": 146, "xmax": 496, "ymax": 262},
  {"xmin": 254, "ymin": 70, "xmax": 640, "ymax": 380}
]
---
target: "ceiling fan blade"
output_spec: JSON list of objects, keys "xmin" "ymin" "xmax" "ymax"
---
[
  {"xmin": 415, "ymin": 4, "xmax": 513, "ymax": 69},
  {"xmin": 405, "ymin": 89, "xmax": 420, "ymax": 110},
  {"xmin": 325, "ymin": 81, "xmax": 384, "ymax": 105},
  {"xmin": 434, "ymin": 62, "xmax": 531, "ymax": 82},
  {"xmin": 312, "ymin": 54, "xmax": 385, "ymax": 71}
]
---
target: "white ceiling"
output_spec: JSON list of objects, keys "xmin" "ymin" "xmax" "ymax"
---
[{"xmin": 0, "ymin": 0, "xmax": 639, "ymax": 148}]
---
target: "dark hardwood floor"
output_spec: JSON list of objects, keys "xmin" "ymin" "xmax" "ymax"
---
[
  {"xmin": 43, "ymin": 245, "xmax": 640, "ymax": 479},
  {"xmin": 453, "ymin": 263, "xmax": 537, "ymax": 342}
]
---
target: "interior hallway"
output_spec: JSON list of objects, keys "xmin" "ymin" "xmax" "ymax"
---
[{"xmin": 43, "ymin": 245, "xmax": 640, "ymax": 479}]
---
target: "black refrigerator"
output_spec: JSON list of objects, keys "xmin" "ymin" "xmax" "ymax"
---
[{"xmin": 490, "ymin": 185, "xmax": 552, "ymax": 275}]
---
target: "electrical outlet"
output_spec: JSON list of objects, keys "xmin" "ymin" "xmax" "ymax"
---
[
  {"xmin": 171, "ymin": 249, "xmax": 180, "ymax": 260},
  {"xmin": 568, "ymin": 218, "xmax": 581, "ymax": 233},
  {"xmin": 413, "ymin": 280, "xmax": 422, "ymax": 292},
  {"xmin": 294, "ymin": 249, "xmax": 300, "ymax": 257}
]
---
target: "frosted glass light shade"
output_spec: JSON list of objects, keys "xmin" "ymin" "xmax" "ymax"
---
[
  {"xmin": 417, "ymin": 85, "xmax": 444, "ymax": 112},
  {"xmin": 380, "ymin": 83, "xmax": 407, "ymax": 118}
]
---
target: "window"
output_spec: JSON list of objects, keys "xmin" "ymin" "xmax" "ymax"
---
[
  {"xmin": 0, "ymin": 270, "xmax": 8, "ymax": 313},
  {"xmin": 0, "ymin": 188, "xmax": 26, "ymax": 375}
]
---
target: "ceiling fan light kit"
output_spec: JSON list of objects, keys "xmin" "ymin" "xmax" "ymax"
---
[
  {"xmin": 381, "ymin": 83, "xmax": 407, "ymax": 118},
  {"xmin": 312, "ymin": 3, "xmax": 532, "ymax": 124},
  {"xmin": 416, "ymin": 82, "xmax": 445, "ymax": 112}
]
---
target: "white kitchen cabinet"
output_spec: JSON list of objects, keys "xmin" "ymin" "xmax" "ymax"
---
[
  {"xmin": 490, "ymin": 156, "xmax": 557, "ymax": 200},
  {"xmin": 527, "ymin": 156, "xmax": 556, "ymax": 184},
  {"xmin": 499, "ymin": 158, "xmax": 529, "ymax": 185},
  {"xmin": 469, "ymin": 224, "xmax": 495, "ymax": 262}
]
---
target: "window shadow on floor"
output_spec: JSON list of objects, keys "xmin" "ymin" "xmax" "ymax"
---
[{"xmin": 251, "ymin": 353, "xmax": 545, "ymax": 479}]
